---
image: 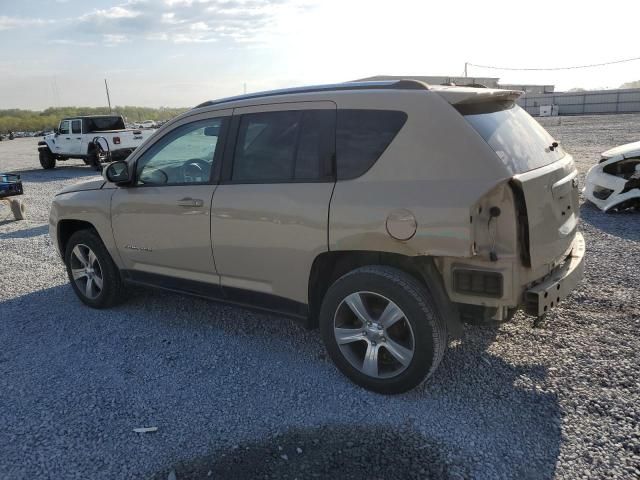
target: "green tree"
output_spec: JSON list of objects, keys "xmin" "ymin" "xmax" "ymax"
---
[{"xmin": 0, "ymin": 106, "xmax": 188, "ymax": 132}]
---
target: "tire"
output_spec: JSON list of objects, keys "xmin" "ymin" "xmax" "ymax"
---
[
  {"xmin": 64, "ymin": 229, "xmax": 125, "ymax": 309},
  {"xmin": 9, "ymin": 199, "xmax": 25, "ymax": 220},
  {"xmin": 39, "ymin": 148, "xmax": 56, "ymax": 169},
  {"xmin": 319, "ymin": 266, "xmax": 447, "ymax": 394},
  {"xmin": 86, "ymin": 148, "xmax": 100, "ymax": 170}
]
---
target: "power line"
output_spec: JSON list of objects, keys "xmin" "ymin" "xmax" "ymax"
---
[{"xmin": 467, "ymin": 56, "xmax": 640, "ymax": 72}]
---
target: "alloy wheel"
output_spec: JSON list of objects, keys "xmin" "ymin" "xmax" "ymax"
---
[
  {"xmin": 70, "ymin": 244, "xmax": 104, "ymax": 300},
  {"xmin": 333, "ymin": 291, "xmax": 415, "ymax": 379}
]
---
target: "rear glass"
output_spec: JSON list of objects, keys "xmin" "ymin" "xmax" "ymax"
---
[
  {"xmin": 462, "ymin": 103, "xmax": 564, "ymax": 173},
  {"xmin": 86, "ymin": 116, "xmax": 126, "ymax": 132}
]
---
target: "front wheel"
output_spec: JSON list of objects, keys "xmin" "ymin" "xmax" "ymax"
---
[
  {"xmin": 39, "ymin": 149, "xmax": 56, "ymax": 169},
  {"xmin": 319, "ymin": 266, "xmax": 447, "ymax": 394},
  {"xmin": 64, "ymin": 229, "xmax": 125, "ymax": 308}
]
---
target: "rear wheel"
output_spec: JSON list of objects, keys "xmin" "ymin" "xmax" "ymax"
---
[
  {"xmin": 320, "ymin": 266, "xmax": 447, "ymax": 394},
  {"xmin": 39, "ymin": 148, "xmax": 56, "ymax": 169},
  {"xmin": 64, "ymin": 229, "xmax": 125, "ymax": 308}
]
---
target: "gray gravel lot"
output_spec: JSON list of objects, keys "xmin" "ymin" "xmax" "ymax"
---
[{"xmin": 1, "ymin": 115, "xmax": 639, "ymax": 480}]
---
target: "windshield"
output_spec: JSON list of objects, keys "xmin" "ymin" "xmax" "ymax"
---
[{"xmin": 462, "ymin": 103, "xmax": 564, "ymax": 173}]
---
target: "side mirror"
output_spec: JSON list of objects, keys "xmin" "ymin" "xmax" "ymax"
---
[
  {"xmin": 104, "ymin": 161, "xmax": 131, "ymax": 185},
  {"xmin": 54, "ymin": 129, "xmax": 59, "ymax": 136}
]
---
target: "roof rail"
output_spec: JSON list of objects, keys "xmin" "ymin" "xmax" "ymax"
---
[{"xmin": 194, "ymin": 79, "xmax": 429, "ymax": 109}]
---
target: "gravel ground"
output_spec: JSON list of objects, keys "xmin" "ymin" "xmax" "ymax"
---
[{"xmin": 0, "ymin": 115, "xmax": 639, "ymax": 480}]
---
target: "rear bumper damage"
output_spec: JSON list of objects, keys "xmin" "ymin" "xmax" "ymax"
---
[{"xmin": 523, "ymin": 232, "xmax": 585, "ymax": 316}]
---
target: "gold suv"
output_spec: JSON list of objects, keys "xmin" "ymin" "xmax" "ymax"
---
[{"xmin": 49, "ymin": 80, "xmax": 585, "ymax": 393}]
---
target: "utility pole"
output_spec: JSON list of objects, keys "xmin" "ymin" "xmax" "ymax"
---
[
  {"xmin": 464, "ymin": 62, "xmax": 468, "ymax": 78},
  {"xmin": 104, "ymin": 79, "xmax": 112, "ymax": 113}
]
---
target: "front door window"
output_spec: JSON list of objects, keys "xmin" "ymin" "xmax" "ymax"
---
[{"xmin": 136, "ymin": 119, "xmax": 224, "ymax": 185}]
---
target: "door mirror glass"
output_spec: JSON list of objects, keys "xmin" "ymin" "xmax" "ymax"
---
[{"xmin": 104, "ymin": 161, "xmax": 130, "ymax": 184}]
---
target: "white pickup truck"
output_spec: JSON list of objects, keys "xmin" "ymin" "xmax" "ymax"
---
[{"xmin": 37, "ymin": 115, "xmax": 155, "ymax": 170}]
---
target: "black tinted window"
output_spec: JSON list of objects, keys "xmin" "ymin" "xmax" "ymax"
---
[
  {"xmin": 86, "ymin": 116, "xmax": 126, "ymax": 132},
  {"xmin": 232, "ymin": 110, "xmax": 335, "ymax": 182},
  {"xmin": 71, "ymin": 120, "xmax": 81, "ymax": 134},
  {"xmin": 295, "ymin": 110, "xmax": 335, "ymax": 180},
  {"xmin": 336, "ymin": 110, "xmax": 407, "ymax": 179}
]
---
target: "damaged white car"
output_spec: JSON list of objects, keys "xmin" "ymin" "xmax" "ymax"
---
[{"xmin": 584, "ymin": 141, "xmax": 640, "ymax": 212}]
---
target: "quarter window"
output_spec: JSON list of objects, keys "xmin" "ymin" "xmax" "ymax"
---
[
  {"xmin": 336, "ymin": 110, "xmax": 408, "ymax": 179},
  {"xmin": 135, "ymin": 118, "xmax": 225, "ymax": 186},
  {"xmin": 232, "ymin": 110, "xmax": 335, "ymax": 182}
]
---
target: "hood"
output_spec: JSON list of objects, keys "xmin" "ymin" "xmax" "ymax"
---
[
  {"xmin": 44, "ymin": 133, "xmax": 56, "ymax": 142},
  {"xmin": 56, "ymin": 179, "xmax": 105, "ymax": 196},
  {"xmin": 601, "ymin": 140, "xmax": 640, "ymax": 160}
]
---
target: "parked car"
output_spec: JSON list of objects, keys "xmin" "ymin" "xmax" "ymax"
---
[
  {"xmin": 49, "ymin": 80, "xmax": 585, "ymax": 393},
  {"xmin": 37, "ymin": 115, "xmax": 155, "ymax": 170},
  {"xmin": 584, "ymin": 140, "xmax": 640, "ymax": 212},
  {"xmin": 135, "ymin": 120, "xmax": 157, "ymax": 129}
]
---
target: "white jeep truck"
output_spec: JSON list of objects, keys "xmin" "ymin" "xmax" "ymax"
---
[{"xmin": 37, "ymin": 115, "xmax": 155, "ymax": 170}]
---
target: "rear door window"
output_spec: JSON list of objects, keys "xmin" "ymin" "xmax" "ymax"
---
[
  {"xmin": 461, "ymin": 103, "xmax": 564, "ymax": 173},
  {"xmin": 336, "ymin": 110, "xmax": 407, "ymax": 179},
  {"xmin": 232, "ymin": 110, "xmax": 335, "ymax": 183},
  {"xmin": 71, "ymin": 120, "xmax": 81, "ymax": 134}
]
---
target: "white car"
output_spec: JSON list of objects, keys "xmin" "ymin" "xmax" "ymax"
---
[
  {"xmin": 584, "ymin": 141, "xmax": 640, "ymax": 212},
  {"xmin": 37, "ymin": 115, "xmax": 155, "ymax": 170},
  {"xmin": 136, "ymin": 120, "xmax": 157, "ymax": 129}
]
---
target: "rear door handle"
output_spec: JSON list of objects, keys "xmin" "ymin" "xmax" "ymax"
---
[{"xmin": 177, "ymin": 197, "xmax": 203, "ymax": 207}]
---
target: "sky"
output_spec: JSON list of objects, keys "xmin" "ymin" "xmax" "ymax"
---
[{"xmin": 1, "ymin": 0, "xmax": 639, "ymax": 110}]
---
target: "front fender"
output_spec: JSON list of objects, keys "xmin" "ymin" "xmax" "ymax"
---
[
  {"xmin": 38, "ymin": 139, "xmax": 54, "ymax": 151},
  {"xmin": 49, "ymin": 189, "xmax": 123, "ymax": 267}
]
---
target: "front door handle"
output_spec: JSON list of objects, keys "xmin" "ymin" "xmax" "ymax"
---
[{"xmin": 177, "ymin": 197, "xmax": 203, "ymax": 207}]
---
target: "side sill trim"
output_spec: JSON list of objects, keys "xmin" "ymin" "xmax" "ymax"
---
[{"xmin": 121, "ymin": 270, "xmax": 310, "ymax": 322}]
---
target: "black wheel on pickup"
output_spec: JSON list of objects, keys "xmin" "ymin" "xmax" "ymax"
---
[
  {"xmin": 86, "ymin": 147, "xmax": 100, "ymax": 170},
  {"xmin": 39, "ymin": 148, "xmax": 56, "ymax": 169},
  {"xmin": 319, "ymin": 266, "xmax": 448, "ymax": 394}
]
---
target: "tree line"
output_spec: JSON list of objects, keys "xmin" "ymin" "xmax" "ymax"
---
[{"xmin": 0, "ymin": 106, "xmax": 188, "ymax": 133}]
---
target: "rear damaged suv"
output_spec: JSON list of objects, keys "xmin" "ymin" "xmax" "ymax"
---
[{"xmin": 50, "ymin": 80, "xmax": 585, "ymax": 393}]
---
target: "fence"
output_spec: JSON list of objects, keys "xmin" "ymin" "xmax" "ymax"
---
[{"xmin": 517, "ymin": 88, "xmax": 640, "ymax": 116}]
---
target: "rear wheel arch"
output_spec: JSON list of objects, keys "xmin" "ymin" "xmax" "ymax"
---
[{"xmin": 307, "ymin": 251, "xmax": 461, "ymax": 336}]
